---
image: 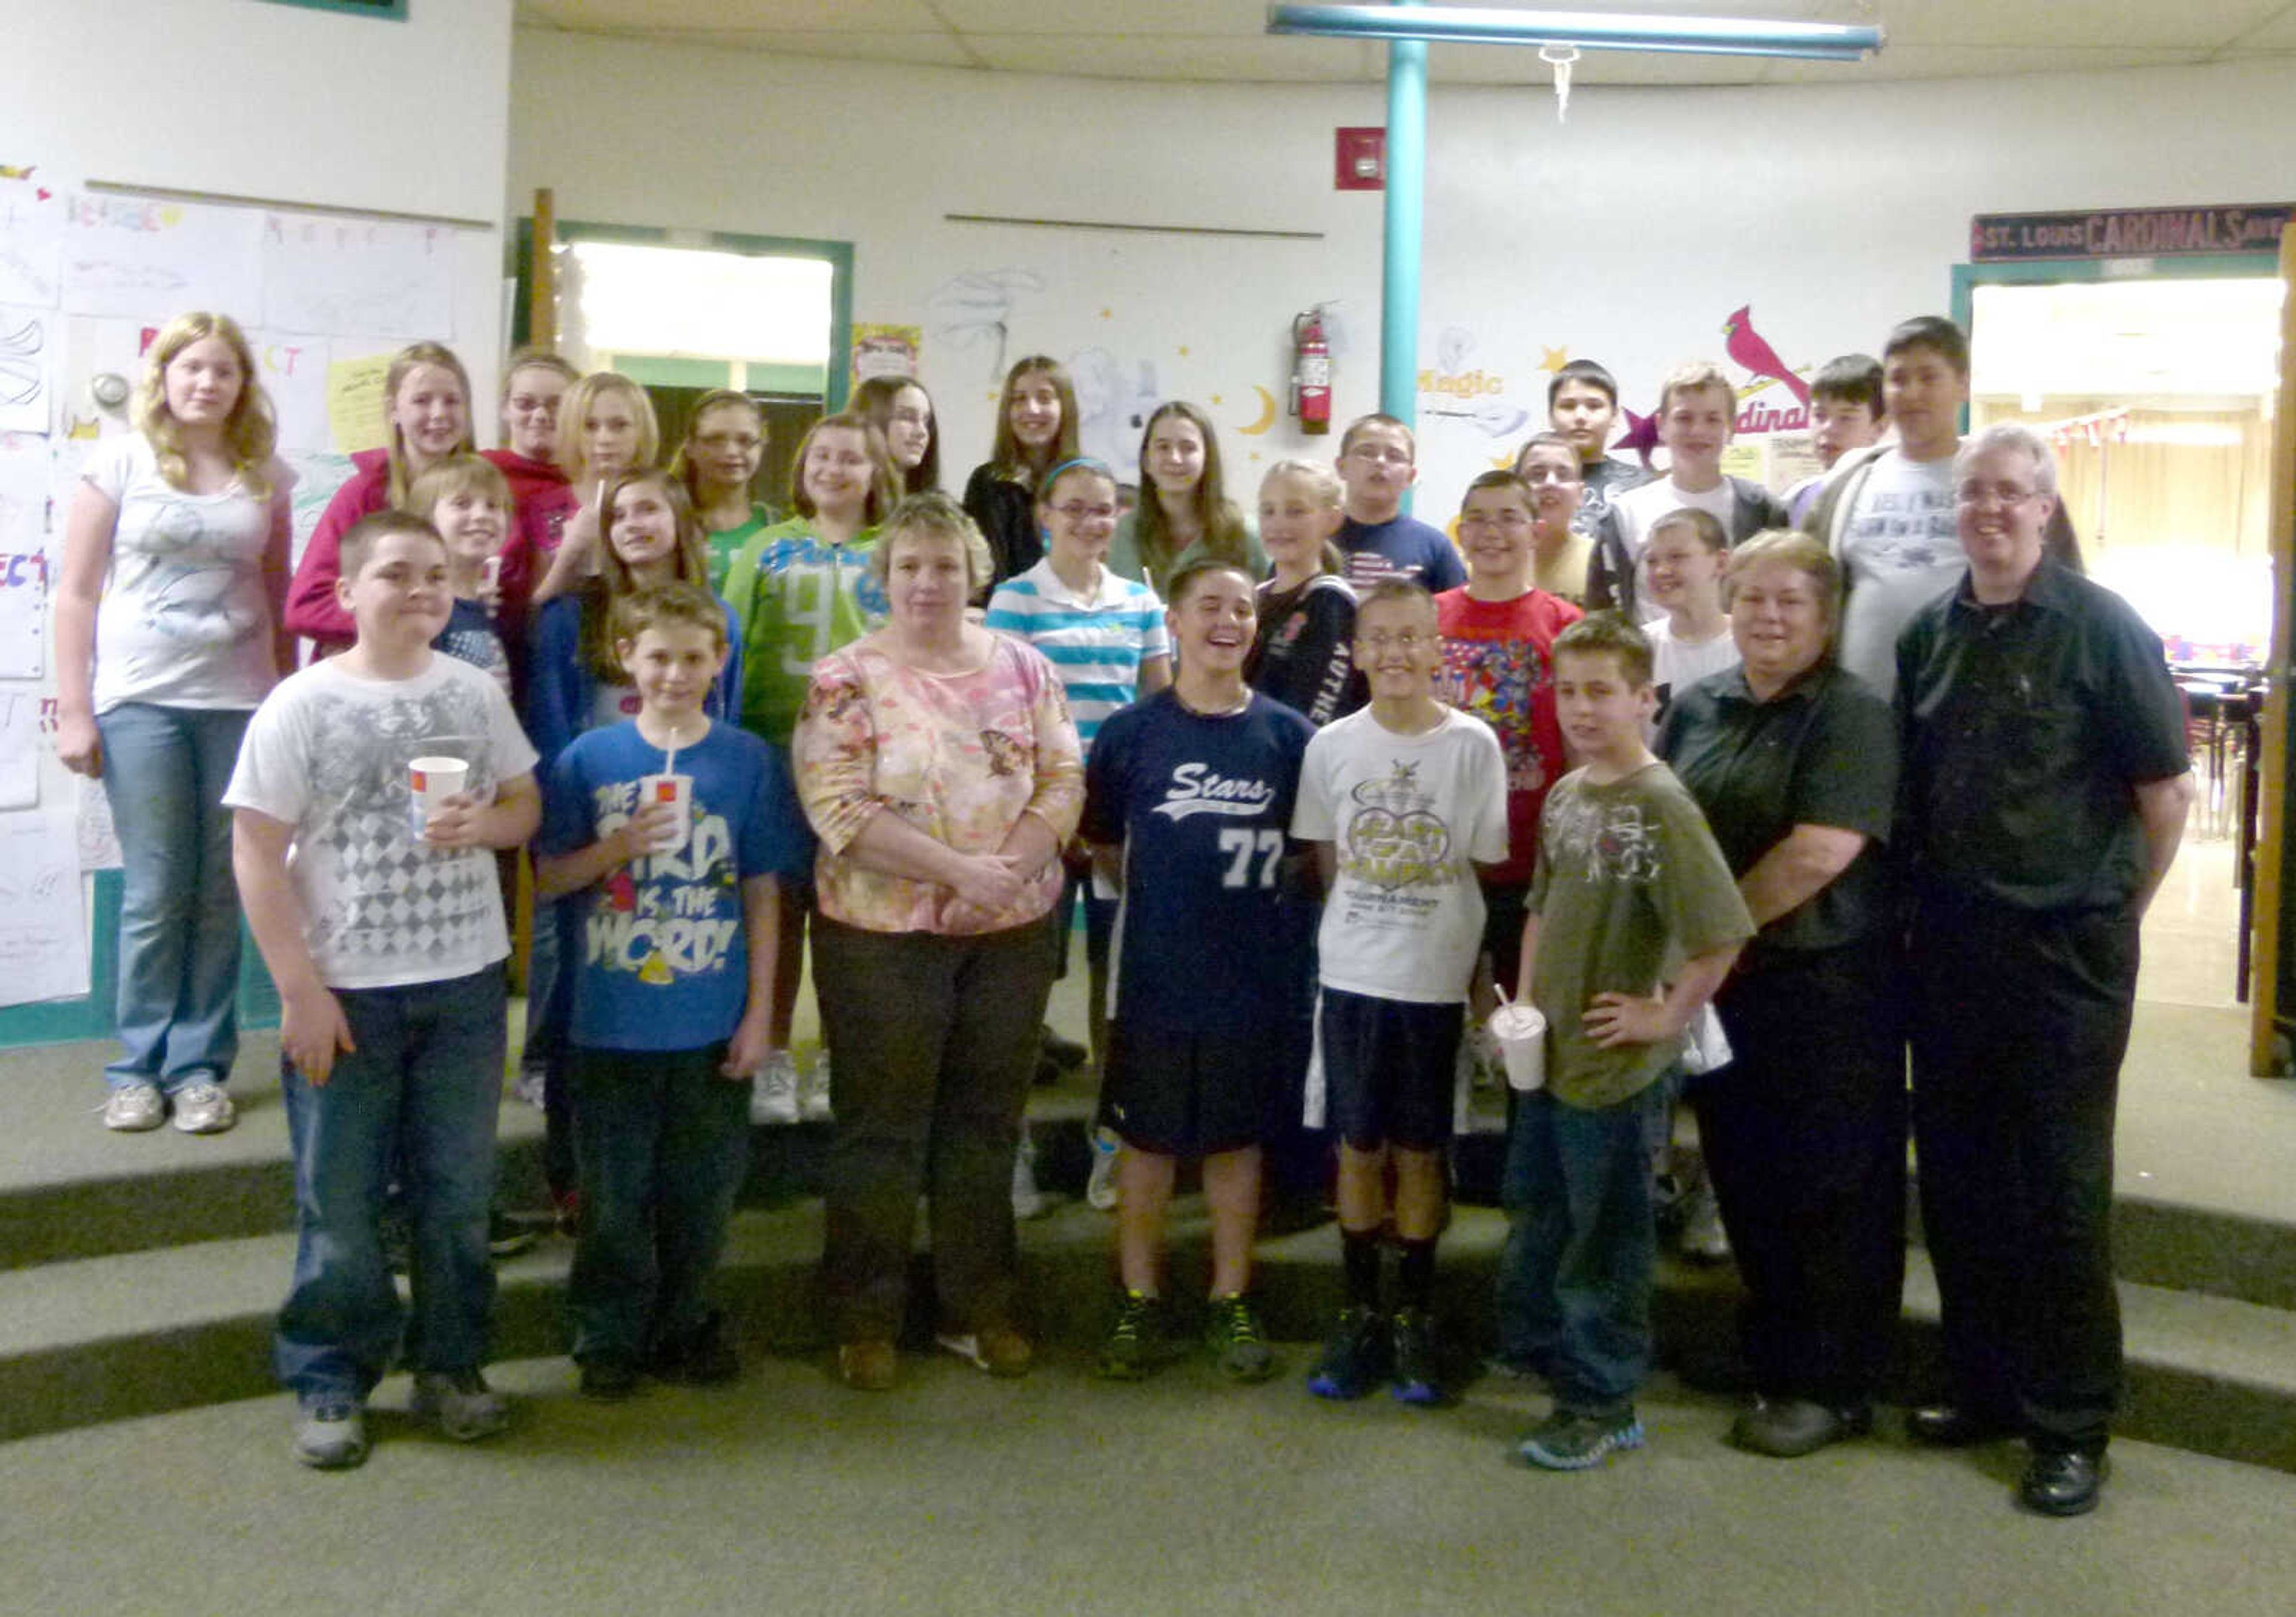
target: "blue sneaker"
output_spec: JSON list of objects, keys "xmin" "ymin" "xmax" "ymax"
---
[
  {"xmin": 1519, "ymin": 1409, "xmax": 1646, "ymax": 1471},
  {"xmin": 1307, "ymin": 1306, "xmax": 1389, "ymax": 1400},
  {"xmin": 1389, "ymin": 1307, "xmax": 1443, "ymax": 1405}
]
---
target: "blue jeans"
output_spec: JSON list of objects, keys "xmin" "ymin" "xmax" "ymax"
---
[
  {"xmin": 1497, "ymin": 1083, "xmax": 1666, "ymax": 1418},
  {"xmin": 274, "ymin": 968, "xmax": 506, "ymax": 1405},
  {"xmin": 567, "ymin": 1041, "xmax": 750, "ymax": 1361},
  {"xmin": 95, "ymin": 702, "xmax": 251, "ymax": 1095}
]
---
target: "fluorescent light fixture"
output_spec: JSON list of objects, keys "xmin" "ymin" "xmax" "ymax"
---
[{"xmin": 1266, "ymin": 4, "xmax": 1885, "ymax": 60}]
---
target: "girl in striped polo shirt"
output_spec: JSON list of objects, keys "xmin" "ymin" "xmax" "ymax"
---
[{"xmin": 985, "ymin": 458, "xmax": 1172, "ymax": 1212}]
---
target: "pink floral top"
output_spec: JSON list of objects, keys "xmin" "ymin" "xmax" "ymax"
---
[{"xmin": 794, "ymin": 633, "xmax": 1083, "ymax": 935}]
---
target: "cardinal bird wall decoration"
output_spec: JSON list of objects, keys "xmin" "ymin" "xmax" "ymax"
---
[{"xmin": 1721, "ymin": 305, "xmax": 1810, "ymax": 407}]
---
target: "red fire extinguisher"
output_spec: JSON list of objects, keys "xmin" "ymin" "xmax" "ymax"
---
[{"xmin": 1292, "ymin": 307, "xmax": 1332, "ymax": 435}]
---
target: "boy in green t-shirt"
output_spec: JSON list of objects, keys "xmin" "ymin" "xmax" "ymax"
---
[{"xmin": 1504, "ymin": 614, "xmax": 1753, "ymax": 1471}]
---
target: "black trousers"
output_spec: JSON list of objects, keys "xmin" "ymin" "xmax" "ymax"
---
[
  {"xmin": 1909, "ymin": 888, "xmax": 2136, "ymax": 1455},
  {"xmin": 1695, "ymin": 936, "xmax": 1906, "ymax": 1409}
]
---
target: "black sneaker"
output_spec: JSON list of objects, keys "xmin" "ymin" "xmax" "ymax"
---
[
  {"xmin": 1205, "ymin": 1293, "xmax": 1277, "ymax": 1384},
  {"xmin": 488, "ymin": 1211, "xmax": 539, "ymax": 1260},
  {"xmin": 1098, "ymin": 1289, "xmax": 1170, "ymax": 1380},
  {"xmin": 648, "ymin": 1312, "xmax": 740, "ymax": 1386},
  {"xmin": 1390, "ymin": 1307, "xmax": 1443, "ymax": 1405},
  {"xmin": 1306, "ymin": 1305, "xmax": 1390, "ymax": 1401},
  {"xmin": 578, "ymin": 1355, "xmax": 642, "ymax": 1402},
  {"xmin": 1040, "ymin": 1026, "xmax": 1090, "ymax": 1071}
]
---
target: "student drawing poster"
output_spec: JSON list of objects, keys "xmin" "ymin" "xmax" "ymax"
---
[
  {"xmin": 0, "ymin": 172, "xmax": 65, "ymax": 310},
  {"xmin": 0, "ymin": 304, "xmax": 51, "ymax": 435},
  {"xmin": 259, "ymin": 214, "xmax": 454, "ymax": 340},
  {"xmin": 0, "ymin": 808, "xmax": 90, "ymax": 1007},
  {"xmin": 0, "ymin": 549, "xmax": 45, "ymax": 680},
  {"xmin": 851, "ymin": 323, "xmax": 921, "ymax": 383},
  {"xmin": 250, "ymin": 331, "xmax": 330, "ymax": 454},
  {"xmin": 325, "ymin": 351, "xmax": 395, "ymax": 453},
  {"xmin": 0, "ymin": 690, "xmax": 38, "ymax": 810},
  {"xmin": 59, "ymin": 192, "xmax": 261, "ymax": 323},
  {"xmin": 0, "ymin": 433, "xmax": 48, "ymax": 554}
]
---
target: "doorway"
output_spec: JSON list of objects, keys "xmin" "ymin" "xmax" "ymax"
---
[{"xmin": 1962, "ymin": 267, "xmax": 2285, "ymax": 1020}]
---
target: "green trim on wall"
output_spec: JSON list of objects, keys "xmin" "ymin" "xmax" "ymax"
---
[
  {"xmin": 514, "ymin": 218, "xmax": 854, "ymax": 408},
  {"xmin": 258, "ymin": 0, "xmax": 407, "ymax": 18},
  {"xmin": 749, "ymin": 362, "xmax": 832, "ymax": 396}
]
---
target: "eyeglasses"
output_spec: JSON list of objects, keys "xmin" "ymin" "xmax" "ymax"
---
[
  {"xmin": 1955, "ymin": 482, "xmax": 2041, "ymax": 509},
  {"xmin": 1458, "ymin": 511, "xmax": 1533, "ymax": 530},
  {"xmin": 1358, "ymin": 631, "xmax": 1431, "ymax": 651},
  {"xmin": 1050, "ymin": 502, "xmax": 1117, "ymax": 522}
]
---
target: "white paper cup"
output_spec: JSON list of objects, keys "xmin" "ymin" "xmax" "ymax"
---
[
  {"xmin": 637, "ymin": 772, "xmax": 691, "ymax": 855},
  {"xmin": 481, "ymin": 554, "xmax": 503, "ymax": 589},
  {"xmin": 408, "ymin": 756, "xmax": 469, "ymax": 836},
  {"xmin": 1488, "ymin": 1003, "xmax": 1547, "ymax": 1093}
]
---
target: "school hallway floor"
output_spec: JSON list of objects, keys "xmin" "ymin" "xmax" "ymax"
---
[{"xmin": 5, "ymin": 1349, "xmax": 2296, "ymax": 1617}]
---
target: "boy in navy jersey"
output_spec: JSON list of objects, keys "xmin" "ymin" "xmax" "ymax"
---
[{"xmin": 1083, "ymin": 560, "xmax": 1316, "ymax": 1381}]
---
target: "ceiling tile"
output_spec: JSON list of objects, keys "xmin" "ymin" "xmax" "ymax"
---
[
  {"xmin": 1876, "ymin": 0, "xmax": 2287, "ymax": 50},
  {"xmin": 935, "ymin": 1, "xmax": 1269, "ymax": 36},
  {"xmin": 1762, "ymin": 42, "xmax": 2211, "ymax": 82},
  {"xmin": 2234, "ymin": 7, "xmax": 2296, "ymax": 47},
  {"xmin": 976, "ymin": 33, "xmax": 1382, "ymax": 82}
]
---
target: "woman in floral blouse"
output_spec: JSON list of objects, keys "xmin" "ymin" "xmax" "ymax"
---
[{"xmin": 793, "ymin": 491, "xmax": 1083, "ymax": 1391}]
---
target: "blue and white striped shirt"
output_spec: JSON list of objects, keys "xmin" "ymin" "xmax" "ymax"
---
[{"xmin": 985, "ymin": 559, "xmax": 1170, "ymax": 756}]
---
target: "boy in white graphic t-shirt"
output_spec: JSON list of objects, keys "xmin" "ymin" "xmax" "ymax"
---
[
  {"xmin": 1292, "ymin": 579, "xmax": 1508, "ymax": 1407},
  {"xmin": 227, "ymin": 511, "xmax": 540, "ymax": 1472}
]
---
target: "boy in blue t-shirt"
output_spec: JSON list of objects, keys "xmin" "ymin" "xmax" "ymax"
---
[
  {"xmin": 1082, "ymin": 559, "xmax": 1315, "ymax": 1383},
  {"xmin": 536, "ymin": 583, "xmax": 800, "ymax": 1399},
  {"xmin": 1334, "ymin": 414, "xmax": 1466, "ymax": 595}
]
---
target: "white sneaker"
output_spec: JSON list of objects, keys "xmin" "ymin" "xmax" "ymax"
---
[
  {"xmin": 1012, "ymin": 1127, "xmax": 1047, "ymax": 1220},
  {"xmin": 292, "ymin": 1401, "xmax": 369, "ymax": 1470},
  {"xmin": 101, "ymin": 1083, "xmax": 166, "ymax": 1132},
  {"xmin": 798, "ymin": 1051, "xmax": 833, "ymax": 1123},
  {"xmin": 170, "ymin": 1081, "xmax": 237, "ymax": 1135},
  {"xmin": 1677, "ymin": 1179, "xmax": 1732, "ymax": 1263},
  {"xmin": 750, "ymin": 1049, "xmax": 800, "ymax": 1126},
  {"xmin": 411, "ymin": 1370, "xmax": 511, "ymax": 1441},
  {"xmin": 1086, "ymin": 1127, "xmax": 1121, "ymax": 1212},
  {"xmin": 511, "ymin": 1066, "xmax": 548, "ymax": 1109}
]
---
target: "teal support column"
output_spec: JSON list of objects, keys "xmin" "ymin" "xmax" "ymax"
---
[{"xmin": 1380, "ymin": 2, "xmax": 1426, "ymax": 444}]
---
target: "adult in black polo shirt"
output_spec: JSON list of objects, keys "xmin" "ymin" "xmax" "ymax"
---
[
  {"xmin": 1895, "ymin": 423, "xmax": 2193, "ymax": 1518},
  {"xmin": 1658, "ymin": 530, "xmax": 1903, "ymax": 1462}
]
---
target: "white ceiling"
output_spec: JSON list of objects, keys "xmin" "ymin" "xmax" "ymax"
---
[{"xmin": 513, "ymin": 0, "xmax": 2296, "ymax": 85}]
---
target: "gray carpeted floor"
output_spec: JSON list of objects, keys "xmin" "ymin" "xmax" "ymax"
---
[{"xmin": 5, "ymin": 1352, "xmax": 2296, "ymax": 1617}]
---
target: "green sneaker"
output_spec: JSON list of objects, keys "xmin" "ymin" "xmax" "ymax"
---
[
  {"xmin": 1205, "ymin": 1293, "xmax": 1277, "ymax": 1383},
  {"xmin": 1098, "ymin": 1289, "xmax": 1170, "ymax": 1380}
]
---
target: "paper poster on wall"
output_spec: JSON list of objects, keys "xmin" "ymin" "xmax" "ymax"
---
[
  {"xmin": 251, "ymin": 331, "xmax": 331, "ymax": 454},
  {"xmin": 851, "ymin": 323, "xmax": 922, "ymax": 383},
  {"xmin": 75, "ymin": 774, "xmax": 121, "ymax": 872},
  {"xmin": 0, "ymin": 808, "xmax": 90, "ymax": 1007},
  {"xmin": 281, "ymin": 449, "xmax": 355, "ymax": 569},
  {"xmin": 0, "ymin": 433, "xmax": 48, "ymax": 552},
  {"xmin": 0, "ymin": 690, "xmax": 39, "ymax": 810},
  {"xmin": 60, "ymin": 194, "xmax": 261, "ymax": 323},
  {"xmin": 0, "ymin": 549, "xmax": 45, "ymax": 680},
  {"xmin": 0, "ymin": 304, "xmax": 49, "ymax": 435},
  {"xmin": 261, "ymin": 214, "xmax": 453, "ymax": 339},
  {"xmin": 325, "ymin": 352, "xmax": 394, "ymax": 453},
  {"xmin": 0, "ymin": 175, "xmax": 65, "ymax": 309}
]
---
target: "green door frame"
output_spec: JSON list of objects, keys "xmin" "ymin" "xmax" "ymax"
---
[{"xmin": 514, "ymin": 218, "xmax": 855, "ymax": 411}]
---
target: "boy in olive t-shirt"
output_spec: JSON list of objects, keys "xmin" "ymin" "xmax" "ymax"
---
[{"xmin": 1503, "ymin": 615, "xmax": 1752, "ymax": 1472}]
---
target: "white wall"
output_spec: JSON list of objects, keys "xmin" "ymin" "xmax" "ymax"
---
[
  {"xmin": 8, "ymin": 0, "xmax": 515, "ymax": 403},
  {"xmin": 510, "ymin": 33, "xmax": 2296, "ymax": 518}
]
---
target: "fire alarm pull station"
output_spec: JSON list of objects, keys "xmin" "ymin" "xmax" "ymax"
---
[{"xmin": 1335, "ymin": 128, "xmax": 1385, "ymax": 191}]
